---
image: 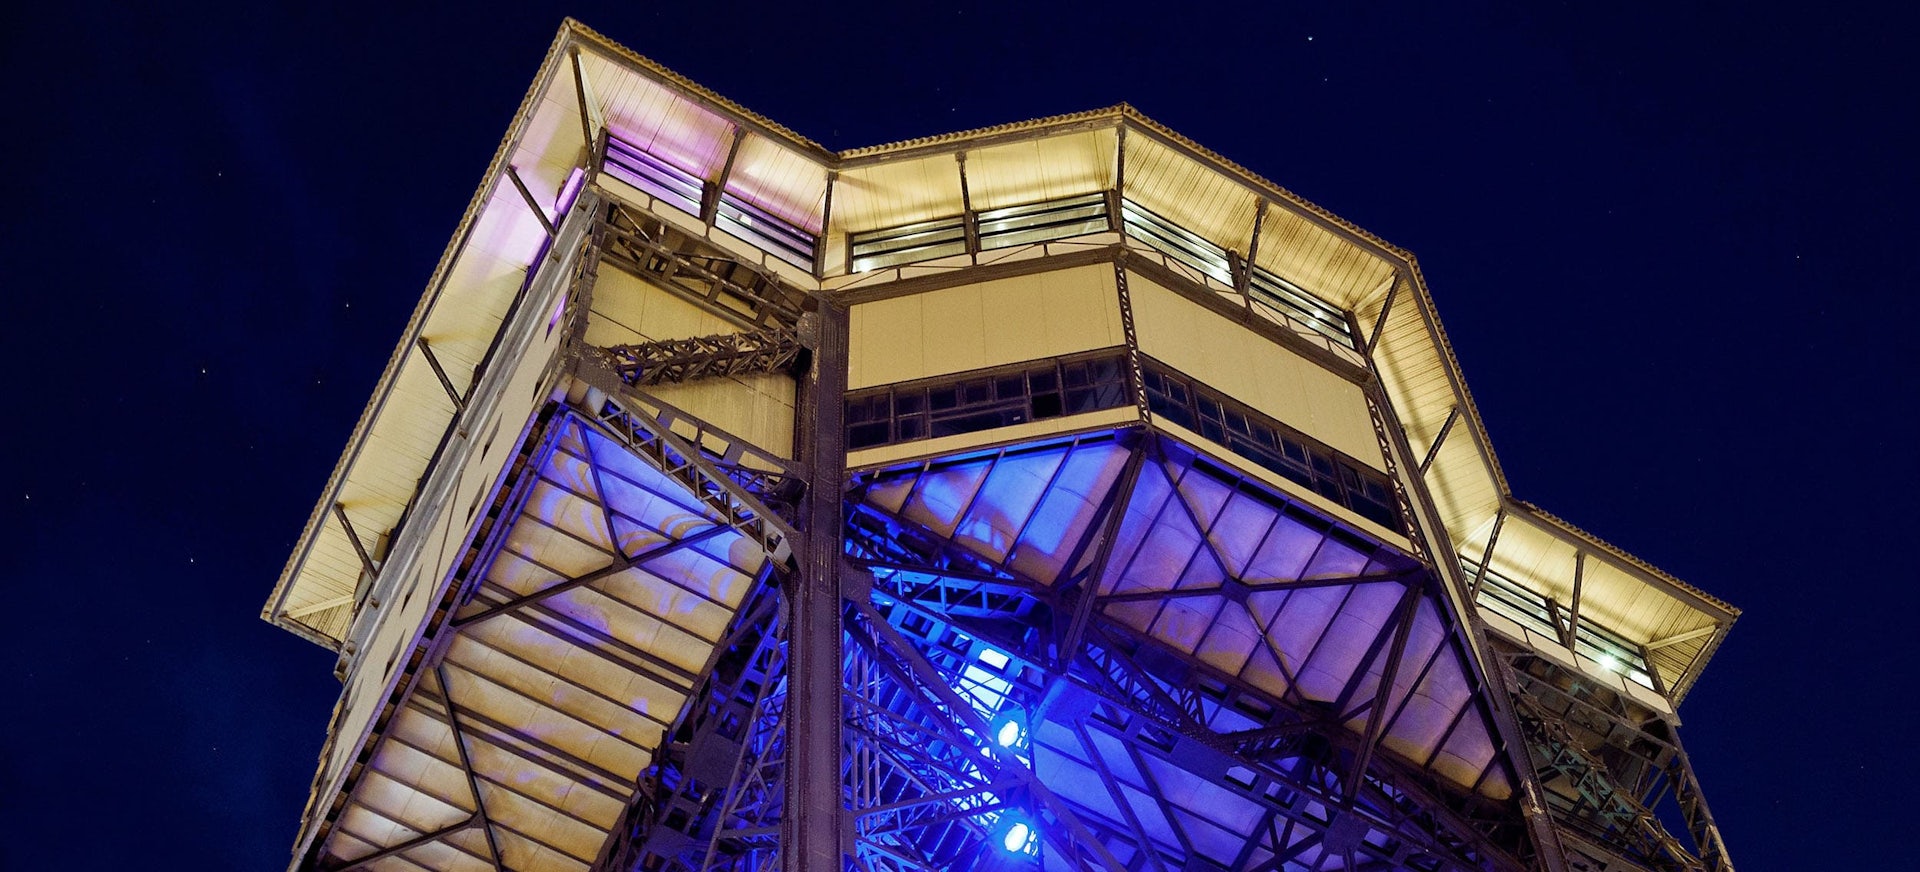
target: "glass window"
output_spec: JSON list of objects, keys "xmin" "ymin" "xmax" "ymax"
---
[
  {"xmin": 843, "ymin": 351, "xmax": 1131, "ymax": 450},
  {"xmin": 850, "ymin": 214, "xmax": 968, "ymax": 272},
  {"xmin": 1141, "ymin": 359, "xmax": 1401, "ymax": 533},
  {"xmin": 977, "ymin": 192, "xmax": 1111, "ymax": 251},
  {"xmin": 603, "ymin": 134, "xmax": 703, "ymax": 217}
]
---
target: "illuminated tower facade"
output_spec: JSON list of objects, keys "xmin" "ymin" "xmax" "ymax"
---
[{"xmin": 264, "ymin": 20, "xmax": 1737, "ymax": 872}]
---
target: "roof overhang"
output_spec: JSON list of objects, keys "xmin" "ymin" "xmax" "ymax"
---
[{"xmin": 268, "ymin": 18, "xmax": 1737, "ymax": 700}]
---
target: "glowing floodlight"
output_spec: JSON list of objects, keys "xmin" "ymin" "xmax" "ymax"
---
[
  {"xmin": 989, "ymin": 709, "xmax": 1028, "ymax": 751},
  {"xmin": 995, "ymin": 814, "xmax": 1039, "ymax": 855}
]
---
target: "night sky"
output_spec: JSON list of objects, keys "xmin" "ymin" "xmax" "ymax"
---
[{"xmin": 3, "ymin": 2, "xmax": 1913, "ymax": 869}]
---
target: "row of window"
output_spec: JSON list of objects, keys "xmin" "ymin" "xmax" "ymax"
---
[
  {"xmin": 600, "ymin": 132, "xmax": 819, "ymax": 268},
  {"xmin": 842, "ymin": 351, "xmax": 1399, "ymax": 537},
  {"xmin": 1463, "ymin": 556, "xmax": 1657, "ymax": 690},
  {"xmin": 1119, "ymin": 200, "xmax": 1355, "ymax": 348},
  {"xmin": 1119, "ymin": 198, "xmax": 1235, "ymax": 286},
  {"xmin": 598, "ymin": 139, "xmax": 1355, "ymax": 351},
  {"xmin": 849, "ymin": 194, "xmax": 1356, "ymax": 351},
  {"xmin": 848, "ymin": 192, "xmax": 1113, "ymax": 273},
  {"xmin": 1139, "ymin": 362, "xmax": 1399, "ymax": 530},
  {"xmin": 844, "ymin": 352, "xmax": 1132, "ymax": 450}
]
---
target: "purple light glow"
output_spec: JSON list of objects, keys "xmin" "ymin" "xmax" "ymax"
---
[
  {"xmin": 554, "ymin": 167, "xmax": 586, "ymax": 215},
  {"xmin": 607, "ymin": 110, "xmax": 731, "ymax": 180}
]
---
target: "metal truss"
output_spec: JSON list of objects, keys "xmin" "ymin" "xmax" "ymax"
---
[
  {"xmin": 602, "ymin": 328, "xmax": 803, "ymax": 387},
  {"xmin": 600, "ymin": 578, "xmax": 789, "ymax": 872},
  {"xmin": 850, "ymin": 537, "xmax": 1528, "ymax": 872},
  {"xmin": 555, "ymin": 200, "xmax": 1594, "ymax": 870},
  {"xmin": 599, "ymin": 202, "xmax": 808, "ymax": 334},
  {"xmin": 1497, "ymin": 648, "xmax": 1732, "ymax": 872},
  {"xmin": 311, "ymin": 397, "xmax": 811, "ymax": 872},
  {"xmin": 573, "ymin": 354, "xmax": 803, "ymax": 558},
  {"xmin": 598, "ymin": 425, "xmax": 1573, "ymax": 872},
  {"xmin": 306, "ymin": 169, "xmax": 1730, "ymax": 872},
  {"xmin": 840, "ymin": 507, "xmax": 1525, "ymax": 870}
]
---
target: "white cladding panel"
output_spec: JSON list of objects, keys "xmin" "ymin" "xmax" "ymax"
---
[
  {"xmin": 847, "ymin": 264, "xmax": 1125, "ymax": 390},
  {"xmin": 317, "ymin": 298, "xmax": 565, "ymax": 821},
  {"xmin": 1123, "ymin": 134, "xmax": 1260, "ymax": 256},
  {"xmin": 832, "ymin": 154, "xmax": 965, "ymax": 235},
  {"xmin": 964, "ymin": 127, "xmax": 1119, "ymax": 212},
  {"xmin": 1128, "ymin": 272, "xmax": 1383, "ymax": 470},
  {"xmin": 578, "ymin": 50, "xmax": 737, "ymax": 180},
  {"xmin": 726, "ymin": 133, "xmax": 829, "ymax": 234}
]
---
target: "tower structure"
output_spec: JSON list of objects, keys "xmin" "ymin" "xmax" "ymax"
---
[{"xmin": 264, "ymin": 20, "xmax": 1738, "ymax": 872}]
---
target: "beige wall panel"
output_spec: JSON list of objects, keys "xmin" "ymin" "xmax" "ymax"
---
[
  {"xmin": 587, "ymin": 264, "xmax": 745, "ymax": 347},
  {"xmin": 726, "ymin": 133, "xmax": 829, "ymax": 233},
  {"xmin": 919, "ymin": 285, "xmax": 989, "ymax": 374},
  {"xmin": 1124, "ymin": 135, "xmax": 1259, "ymax": 255},
  {"xmin": 1129, "ymin": 273, "xmax": 1383, "ymax": 468},
  {"xmin": 648, "ymin": 373, "xmax": 797, "ymax": 459},
  {"xmin": 580, "ymin": 52, "xmax": 735, "ymax": 178},
  {"xmin": 850, "ymin": 295, "xmax": 927, "ymax": 388},
  {"xmin": 847, "ymin": 264, "xmax": 1125, "ymax": 390},
  {"xmin": 833, "ymin": 154, "xmax": 964, "ymax": 235},
  {"xmin": 965, "ymin": 127, "xmax": 1118, "ymax": 211},
  {"xmin": 978, "ymin": 280, "xmax": 1051, "ymax": 364},
  {"xmin": 1038, "ymin": 265, "xmax": 1125, "ymax": 352}
]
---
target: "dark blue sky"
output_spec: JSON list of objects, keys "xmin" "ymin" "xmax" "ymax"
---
[{"xmin": 2, "ymin": 2, "xmax": 1912, "ymax": 869}]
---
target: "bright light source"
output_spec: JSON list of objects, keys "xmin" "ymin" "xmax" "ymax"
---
[
  {"xmin": 990, "ymin": 710, "xmax": 1028, "ymax": 751},
  {"xmin": 995, "ymin": 815, "xmax": 1038, "ymax": 855},
  {"xmin": 1597, "ymin": 654, "xmax": 1621, "ymax": 674}
]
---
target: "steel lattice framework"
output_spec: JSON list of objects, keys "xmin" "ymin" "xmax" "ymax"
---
[
  {"xmin": 266, "ymin": 22, "xmax": 1736, "ymax": 872},
  {"xmin": 597, "ymin": 419, "xmax": 1549, "ymax": 872}
]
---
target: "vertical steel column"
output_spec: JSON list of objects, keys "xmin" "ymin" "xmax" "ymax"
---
[{"xmin": 784, "ymin": 299, "xmax": 849, "ymax": 872}]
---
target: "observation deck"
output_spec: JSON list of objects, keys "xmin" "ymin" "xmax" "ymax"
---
[{"xmin": 264, "ymin": 19, "xmax": 1736, "ymax": 872}]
